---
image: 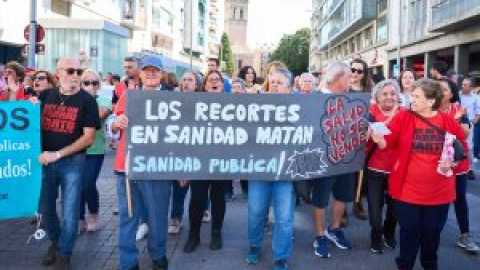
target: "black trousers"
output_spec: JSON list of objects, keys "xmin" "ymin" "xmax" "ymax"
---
[
  {"xmin": 395, "ymin": 200, "xmax": 449, "ymax": 270},
  {"xmin": 188, "ymin": 180, "xmax": 227, "ymax": 235},
  {"xmin": 366, "ymin": 169, "xmax": 396, "ymax": 240}
]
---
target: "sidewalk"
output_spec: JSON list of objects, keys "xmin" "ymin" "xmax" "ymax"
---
[{"xmin": 0, "ymin": 149, "xmax": 479, "ymax": 269}]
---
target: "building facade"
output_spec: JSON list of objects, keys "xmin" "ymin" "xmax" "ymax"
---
[
  {"xmin": 309, "ymin": 0, "xmax": 388, "ymax": 76},
  {"xmin": 387, "ymin": 0, "xmax": 480, "ymax": 79},
  {"xmin": 224, "ymin": 0, "xmax": 254, "ymax": 76},
  {"xmin": 0, "ymin": 0, "xmax": 130, "ymax": 74}
]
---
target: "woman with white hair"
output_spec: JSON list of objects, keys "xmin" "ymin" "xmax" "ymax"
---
[
  {"xmin": 366, "ymin": 79, "xmax": 402, "ymax": 253},
  {"xmin": 79, "ymin": 69, "xmax": 112, "ymax": 232}
]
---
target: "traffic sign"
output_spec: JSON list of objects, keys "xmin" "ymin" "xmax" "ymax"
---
[
  {"xmin": 22, "ymin": 44, "xmax": 46, "ymax": 55},
  {"xmin": 24, "ymin": 24, "xmax": 45, "ymax": 43}
]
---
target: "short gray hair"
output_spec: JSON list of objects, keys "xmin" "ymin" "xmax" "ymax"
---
[
  {"xmin": 300, "ymin": 72, "xmax": 317, "ymax": 86},
  {"xmin": 232, "ymin": 78, "xmax": 246, "ymax": 90},
  {"xmin": 324, "ymin": 61, "xmax": 350, "ymax": 84},
  {"xmin": 371, "ymin": 79, "xmax": 401, "ymax": 103},
  {"xmin": 273, "ymin": 67, "xmax": 293, "ymax": 87}
]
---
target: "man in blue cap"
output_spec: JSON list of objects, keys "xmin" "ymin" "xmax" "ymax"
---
[{"xmin": 108, "ymin": 55, "xmax": 173, "ymax": 270}]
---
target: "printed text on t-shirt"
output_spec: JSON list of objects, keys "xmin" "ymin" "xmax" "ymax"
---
[
  {"xmin": 41, "ymin": 104, "xmax": 79, "ymax": 134},
  {"xmin": 411, "ymin": 128, "xmax": 443, "ymax": 155}
]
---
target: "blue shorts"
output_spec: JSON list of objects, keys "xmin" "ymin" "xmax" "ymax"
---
[{"xmin": 311, "ymin": 173, "xmax": 355, "ymax": 208}]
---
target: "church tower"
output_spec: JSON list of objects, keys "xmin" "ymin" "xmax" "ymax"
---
[{"xmin": 224, "ymin": 0, "xmax": 249, "ymax": 49}]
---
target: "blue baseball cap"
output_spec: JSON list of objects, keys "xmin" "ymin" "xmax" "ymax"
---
[{"xmin": 140, "ymin": 56, "xmax": 163, "ymax": 70}]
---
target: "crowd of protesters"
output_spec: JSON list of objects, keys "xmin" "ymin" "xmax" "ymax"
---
[{"xmin": 1, "ymin": 55, "xmax": 479, "ymax": 270}]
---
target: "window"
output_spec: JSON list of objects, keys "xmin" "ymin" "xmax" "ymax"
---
[
  {"xmin": 240, "ymin": 9, "xmax": 244, "ymax": 20},
  {"xmin": 364, "ymin": 26, "xmax": 373, "ymax": 47},
  {"xmin": 232, "ymin": 8, "xmax": 236, "ymax": 19},
  {"xmin": 376, "ymin": 15, "xmax": 387, "ymax": 42},
  {"xmin": 408, "ymin": 0, "xmax": 426, "ymax": 41},
  {"xmin": 238, "ymin": 59, "xmax": 243, "ymax": 69},
  {"xmin": 377, "ymin": 0, "xmax": 387, "ymax": 14},
  {"xmin": 199, "ymin": 3, "xmax": 205, "ymax": 28}
]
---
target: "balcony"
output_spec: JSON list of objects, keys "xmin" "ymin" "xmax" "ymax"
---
[
  {"xmin": 121, "ymin": 0, "xmax": 147, "ymax": 30},
  {"xmin": 430, "ymin": 0, "xmax": 480, "ymax": 32},
  {"xmin": 317, "ymin": 0, "xmax": 376, "ymax": 49}
]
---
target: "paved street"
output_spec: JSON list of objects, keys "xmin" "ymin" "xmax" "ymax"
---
[{"xmin": 0, "ymin": 149, "xmax": 479, "ymax": 270}]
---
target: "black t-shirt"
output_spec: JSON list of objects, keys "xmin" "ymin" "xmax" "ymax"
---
[{"xmin": 39, "ymin": 87, "xmax": 101, "ymax": 152}]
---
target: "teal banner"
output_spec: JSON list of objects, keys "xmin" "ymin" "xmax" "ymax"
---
[{"xmin": 0, "ymin": 101, "xmax": 42, "ymax": 220}]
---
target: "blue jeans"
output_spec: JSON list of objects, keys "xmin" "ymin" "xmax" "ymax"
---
[
  {"xmin": 248, "ymin": 181, "xmax": 295, "ymax": 261},
  {"xmin": 40, "ymin": 153, "xmax": 86, "ymax": 256},
  {"xmin": 80, "ymin": 154, "xmax": 104, "ymax": 220},
  {"xmin": 454, "ymin": 174, "xmax": 470, "ymax": 234},
  {"xmin": 117, "ymin": 175, "xmax": 171, "ymax": 270},
  {"xmin": 170, "ymin": 181, "xmax": 189, "ymax": 222},
  {"xmin": 473, "ymin": 121, "xmax": 480, "ymax": 157}
]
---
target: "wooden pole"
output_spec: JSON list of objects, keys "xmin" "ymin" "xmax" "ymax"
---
[
  {"xmin": 125, "ymin": 150, "xmax": 133, "ymax": 218},
  {"xmin": 355, "ymin": 170, "xmax": 364, "ymax": 203}
]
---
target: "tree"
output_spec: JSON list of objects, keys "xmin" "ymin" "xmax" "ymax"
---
[
  {"xmin": 220, "ymin": 32, "xmax": 235, "ymax": 76},
  {"xmin": 270, "ymin": 28, "xmax": 311, "ymax": 76}
]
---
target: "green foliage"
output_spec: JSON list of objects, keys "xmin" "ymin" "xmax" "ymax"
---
[
  {"xmin": 270, "ymin": 28, "xmax": 311, "ymax": 76},
  {"xmin": 220, "ymin": 32, "xmax": 235, "ymax": 76}
]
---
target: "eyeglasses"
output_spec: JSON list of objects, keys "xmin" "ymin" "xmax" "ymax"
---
[
  {"xmin": 83, "ymin": 80, "xmax": 100, "ymax": 87},
  {"xmin": 60, "ymin": 68, "xmax": 84, "ymax": 76},
  {"xmin": 207, "ymin": 77, "xmax": 221, "ymax": 83},
  {"xmin": 351, "ymin": 68, "xmax": 364, "ymax": 75},
  {"xmin": 33, "ymin": 75, "xmax": 47, "ymax": 81}
]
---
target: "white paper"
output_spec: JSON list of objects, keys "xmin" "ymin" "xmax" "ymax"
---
[{"xmin": 370, "ymin": 122, "xmax": 391, "ymax": 135}]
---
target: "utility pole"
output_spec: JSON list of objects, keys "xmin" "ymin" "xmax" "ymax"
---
[
  {"xmin": 28, "ymin": 0, "xmax": 37, "ymax": 68},
  {"xmin": 395, "ymin": 0, "xmax": 402, "ymax": 77},
  {"xmin": 189, "ymin": 0, "xmax": 193, "ymax": 70}
]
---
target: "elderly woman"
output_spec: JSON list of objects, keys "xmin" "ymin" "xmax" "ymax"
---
[
  {"xmin": 78, "ymin": 69, "xmax": 112, "ymax": 232},
  {"xmin": 299, "ymin": 72, "xmax": 316, "ymax": 94},
  {"xmin": 246, "ymin": 68, "xmax": 294, "ymax": 270},
  {"xmin": 32, "ymin": 70, "xmax": 57, "ymax": 96},
  {"xmin": 183, "ymin": 70, "xmax": 228, "ymax": 253},
  {"xmin": 438, "ymin": 79, "xmax": 479, "ymax": 253},
  {"xmin": 371, "ymin": 79, "xmax": 468, "ymax": 270},
  {"xmin": 168, "ymin": 71, "xmax": 202, "ymax": 235},
  {"xmin": 0, "ymin": 61, "xmax": 26, "ymax": 101},
  {"xmin": 366, "ymin": 79, "xmax": 402, "ymax": 253}
]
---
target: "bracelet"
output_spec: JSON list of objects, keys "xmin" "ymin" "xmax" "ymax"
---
[{"xmin": 56, "ymin": 151, "xmax": 62, "ymax": 159}]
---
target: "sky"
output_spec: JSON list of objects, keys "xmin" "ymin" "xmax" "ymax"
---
[{"xmin": 247, "ymin": 0, "xmax": 312, "ymax": 49}]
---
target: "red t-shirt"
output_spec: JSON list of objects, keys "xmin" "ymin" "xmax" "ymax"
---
[
  {"xmin": 367, "ymin": 104, "xmax": 397, "ymax": 173},
  {"xmin": 401, "ymin": 113, "xmax": 456, "ymax": 205}
]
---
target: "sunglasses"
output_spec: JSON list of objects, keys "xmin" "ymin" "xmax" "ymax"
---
[
  {"xmin": 351, "ymin": 68, "xmax": 364, "ymax": 75},
  {"xmin": 33, "ymin": 75, "xmax": 47, "ymax": 81},
  {"xmin": 83, "ymin": 80, "xmax": 100, "ymax": 87},
  {"xmin": 61, "ymin": 68, "xmax": 84, "ymax": 76}
]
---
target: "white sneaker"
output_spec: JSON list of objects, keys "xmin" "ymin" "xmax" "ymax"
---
[
  {"xmin": 136, "ymin": 223, "xmax": 149, "ymax": 241},
  {"xmin": 168, "ymin": 219, "xmax": 181, "ymax": 234},
  {"xmin": 474, "ymin": 158, "xmax": 479, "ymax": 163},
  {"xmin": 202, "ymin": 210, "xmax": 211, "ymax": 223}
]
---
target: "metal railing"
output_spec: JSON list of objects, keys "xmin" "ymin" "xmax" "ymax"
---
[{"xmin": 431, "ymin": 0, "xmax": 480, "ymax": 26}]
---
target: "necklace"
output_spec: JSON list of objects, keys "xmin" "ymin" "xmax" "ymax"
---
[{"xmin": 58, "ymin": 91, "xmax": 72, "ymax": 105}]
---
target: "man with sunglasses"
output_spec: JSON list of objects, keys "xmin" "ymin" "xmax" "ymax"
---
[
  {"xmin": 37, "ymin": 57, "xmax": 100, "ymax": 270},
  {"xmin": 108, "ymin": 55, "xmax": 172, "ymax": 270}
]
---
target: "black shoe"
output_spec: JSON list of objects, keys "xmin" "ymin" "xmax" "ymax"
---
[
  {"xmin": 209, "ymin": 231, "xmax": 223, "ymax": 250},
  {"xmin": 371, "ymin": 230, "xmax": 383, "ymax": 253},
  {"xmin": 384, "ymin": 236, "xmax": 397, "ymax": 249},
  {"xmin": 183, "ymin": 234, "xmax": 200, "ymax": 253},
  {"xmin": 467, "ymin": 170, "xmax": 476, "ymax": 180},
  {"xmin": 41, "ymin": 241, "xmax": 57, "ymax": 266},
  {"xmin": 371, "ymin": 241, "xmax": 384, "ymax": 254},
  {"xmin": 153, "ymin": 256, "xmax": 168, "ymax": 270},
  {"xmin": 52, "ymin": 255, "xmax": 70, "ymax": 270},
  {"xmin": 274, "ymin": 259, "xmax": 288, "ymax": 270}
]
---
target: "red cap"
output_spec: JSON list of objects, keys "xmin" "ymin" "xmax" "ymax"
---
[{"xmin": 25, "ymin": 67, "xmax": 36, "ymax": 73}]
